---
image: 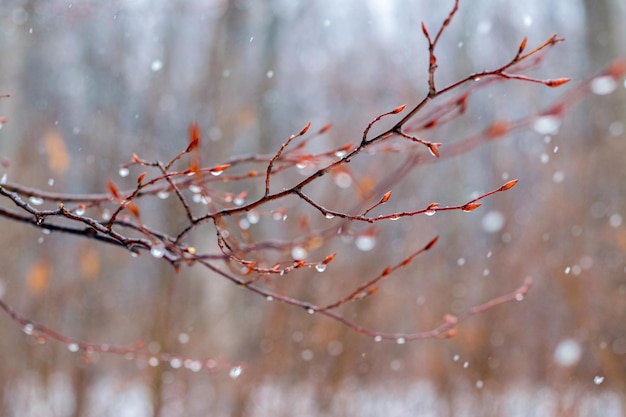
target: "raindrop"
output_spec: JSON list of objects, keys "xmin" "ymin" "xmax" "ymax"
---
[
  {"xmin": 476, "ymin": 380, "xmax": 484, "ymax": 389},
  {"xmin": 540, "ymin": 153, "xmax": 549, "ymax": 164},
  {"xmin": 210, "ymin": 169, "xmax": 224, "ymax": 176},
  {"xmin": 177, "ymin": 333, "xmax": 190, "ymax": 344},
  {"xmin": 247, "ymin": 211, "xmax": 260, "ymax": 224},
  {"xmin": 75, "ymin": 207, "xmax": 85, "ymax": 216},
  {"xmin": 266, "ymin": 70, "xmax": 274, "ymax": 78},
  {"xmin": 515, "ymin": 293, "xmax": 524, "ymax": 301},
  {"xmin": 552, "ymin": 171, "xmax": 565, "ymax": 183},
  {"xmin": 355, "ymin": 235, "xmax": 376, "ymax": 251},
  {"xmin": 189, "ymin": 185, "xmax": 201, "ymax": 194},
  {"xmin": 554, "ymin": 339, "xmax": 582, "ymax": 367},
  {"xmin": 334, "ymin": 150, "xmax": 347, "ymax": 158},
  {"xmin": 42, "ymin": 228, "xmax": 51, "ymax": 235},
  {"xmin": 301, "ymin": 349, "xmax": 314, "ymax": 361},
  {"xmin": 553, "ymin": 146, "xmax": 559, "ymax": 153},
  {"xmin": 334, "ymin": 172, "xmax": 352, "ymax": 189},
  {"xmin": 522, "ymin": 15, "xmax": 533, "ymax": 26},
  {"xmin": 481, "ymin": 210, "xmax": 504, "ymax": 233},
  {"xmin": 396, "ymin": 337, "xmax": 406, "ymax": 345},
  {"xmin": 374, "ymin": 336, "xmax": 382, "ymax": 342},
  {"xmin": 457, "ymin": 257, "xmax": 466, "ymax": 266},
  {"xmin": 593, "ymin": 376, "xmax": 605, "ymax": 385},
  {"xmin": 325, "ymin": 213, "xmax": 335, "ymax": 219},
  {"xmin": 118, "ymin": 167, "xmax": 130, "ymax": 177},
  {"xmin": 148, "ymin": 357, "xmax": 159, "ymax": 367},
  {"xmin": 315, "ymin": 264, "xmax": 327, "ymax": 273},
  {"xmin": 23, "ymin": 323, "xmax": 34, "ymax": 335},
  {"xmin": 291, "ymin": 246, "xmax": 308, "ymax": 260},
  {"xmin": 169, "ymin": 358, "xmax": 182, "ymax": 369},
  {"xmin": 591, "ymin": 75, "xmax": 616, "ymax": 95},
  {"xmin": 68, "ymin": 343, "xmax": 79, "ymax": 352},
  {"xmin": 463, "ymin": 361, "xmax": 469, "ymax": 369},
  {"xmin": 238, "ymin": 219, "xmax": 250, "ymax": 230},
  {"xmin": 157, "ymin": 191, "xmax": 170, "ymax": 199},
  {"xmin": 229, "ymin": 366, "xmax": 243, "ymax": 379},
  {"xmin": 150, "ymin": 245, "xmax": 166, "ymax": 259},
  {"xmin": 564, "ymin": 266, "xmax": 571, "ymax": 274},
  {"xmin": 307, "ymin": 308, "xmax": 315, "ymax": 315},
  {"xmin": 609, "ymin": 214, "xmax": 623, "ymax": 228},
  {"xmin": 453, "ymin": 354, "xmax": 460, "ymax": 362},
  {"xmin": 47, "ymin": 178, "xmax": 54, "ymax": 187},
  {"xmin": 151, "ymin": 60, "xmax": 163, "ymax": 72},
  {"xmin": 533, "ymin": 116, "xmax": 561, "ymax": 135},
  {"xmin": 29, "ymin": 196, "xmax": 44, "ymax": 206},
  {"xmin": 425, "ymin": 209, "xmax": 436, "ymax": 216},
  {"xmin": 0, "ymin": 173, "xmax": 6, "ymax": 185},
  {"xmin": 233, "ymin": 196, "xmax": 245, "ymax": 206},
  {"xmin": 389, "ymin": 215, "xmax": 400, "ymax": 221},
  {"xmin": 266, "ymin": 296, "xmax": 274, "ymax": 301}
]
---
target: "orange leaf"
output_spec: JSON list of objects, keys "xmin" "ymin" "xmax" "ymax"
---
[
  {"xmin": 80, "ymin": 246, "xmax": 100, "ymax": 280},
  {"xmin": 187, "ymin": 122, "xmax": 201, "ymax": 152},
  {"xmin": 299, "ymin": 122, "xmax": 312, "ymax": 136},
  {"xmin": 107, "ymin": 179, "xmax": 120, "ymax": 199},
  {"xmin": 322, "ymin": 253, "xmax": 336, "ymax": 265},
  {"xmin": 392, "ymin": 104, "xmax": 406, "ymax": 114},
  {"xmin": 137, "ymin": 172, "xmax": 146, "ymax": 184},
  {"xmin": 43, "ymin": 129, "xmax": 70, "ymax": 175},
  {"xmin": 544, "ymin": 78, "xmax": 571, "ymax": 88},
  {"xmin": 27, "ymin": 259, "xmax": 51, "ymax": 295},
  {"xmin": 425, "ymin": 236, "xmax": 439, "ymax": 250},
  {"xmin": 487, "ymin": 121, "xmax": 509, "ymax": 138},
  {"xmin": 462, "ymin": 202, "xmax": 482, "ymax": 212},
  {"xmin": 499, "ymin": 179, "xmax": 519, "ymax": 191},
  {"xmin": 518, "ymin": 36, "xmax": 527, "ymax": 54},
  {"xmin": 381, "ymin": 191, "xmax": 392, "ymax": 204},
  {"xmin": 127, "ymin": 201, "xmax": 141, "ymax": 219},
  {"xmin": 319, "ymin": 123, "xmax": 332, "ymax": 134}
]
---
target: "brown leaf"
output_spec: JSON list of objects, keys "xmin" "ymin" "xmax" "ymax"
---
[
  {"xmin": 43, "ymin": 129, "xmax": 70, "ymax": 175},
  {"xmin": 544, "ymin": 78, "xmax": 571, "ymax": 88},
  {"xmin": 27, "ymin": 259, "xmax": 51, "ymax": 295}
]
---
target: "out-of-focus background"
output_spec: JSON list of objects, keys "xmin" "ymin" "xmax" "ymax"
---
[{"xmin": 1, "ymin": 0, "xmax": 625, "ymax": 416}]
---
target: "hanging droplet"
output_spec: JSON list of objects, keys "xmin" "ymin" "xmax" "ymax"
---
[
  {"xmin": 29, "ymin": 196, "xmax": 44, "ymax": 206},
  {"xmin": 229, "ymin": 365, "xmax": 243, "ymax": 379},
  {"xmin": 355, "ymin": 235, "xmax": 376, "ymax": 251},
  {"xmin": 67, "ymin": 343, "xmax": 79, "ymax": 352},
  {"xmin": 591, "ymin": 75, "xmax": 616, "ymax": 95},
  {"xmin": 157, "ymin": 191, "xmax": 170, "ymax": 200},
  {"xmin": 150, "ymin": 245, "xmax": 166, "ymax": 258},
  {"xmin": 315, "ymin": 264, "xmax": 327, "ymax": 273},
  {"xmin": 118, "ymin": 167, "xmax": 130, "ymax": 177},
  {"xmin": 396, "ymin": 337, "xmax": 406, "ymax": 345},
  {"xmin": 75, "ymin": 206, "xmax": 85, "ymax": 216},
  {"xmin": 425, "ymin": 209, "xmax": 436, "ymax": 216},
  {"xmin": 247, "ymin": 210, "xmax": 260, "ymax": 224},
  {"xmin": 374, "ymin": 336, "xmax": 382, "ymax": 342},
  {"xmin": 593, "ymin": 376, "xmax": 605, "ymax": 385},
  {"xmin": 291, "ymin": 246, "xmax": 308, "ymax": 260},
  {"xmin": 533, "ymin": 116, "xmax": 561, "ymax": 135},
  {"xmin": 169, "ymin": 358, "xmax": 182, "ymax": 369},
  {"xmin": 325, "ymin": 213, "xmax": 335, "ymax": 219}
]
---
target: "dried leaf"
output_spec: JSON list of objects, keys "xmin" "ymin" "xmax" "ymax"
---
[
  {"xmin": 544, "ymin": 78, "xmax": 571, "ymax": 88},
  {"xmin": 427, "ymin": 142, "xmax": 441, "ymax": 158},
  {"xmin": 27, "ymin": 259, "xmax": 51, "ymax": 295},
  {"xmin": 462, "ymin": 202, "xmax": 482, "ymax": 212},
  {"xmin": 518, "ymin": 36, "xmax": 527, "ymax": 54},
  {"xmin": 43, "ymin": 129, "xmax": 70, "ymax": 175},
  {"xmin": 424, "ymin": 236, "xmax": 439, "ymax": 250},
  {"xmin": 319, "ymin": 123, "xmax": 332, "ymax": 134},
  {"xmin": 392, "ymin": 104, "xmax": 406, "ymax": 114},
  {"xmin": 187, "ymin": 122, "xmax": 201, "ymax": 152},
  {"xmin": 499, "ymin": 179, "xmax": 519, "ymax": 191},
  {"xmin": 299, "ymin": 122, "xmax": 312, "ymax": 136},
  {"xmin": 487, "ymin": 121, "xmax": 509, "ymax": 138},
  {"xmin": 323, "ymin": 253, "xmax": 336, "ymax": 265},
  {"xmin": 107, "ymin": 179, "xmax": 120, "ymax": 199},
  {"xmin": 80, "ymin": 246, "xmax": 100, "ymax": 280}
]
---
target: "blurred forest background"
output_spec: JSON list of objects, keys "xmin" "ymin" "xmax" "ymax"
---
[{"xmin": 1, "ymin": 0, "xmax": 625, "ymax": 416}]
